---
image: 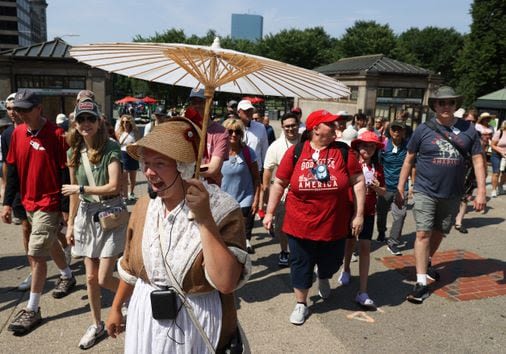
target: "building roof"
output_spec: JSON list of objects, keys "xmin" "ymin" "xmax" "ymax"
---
[
  {"xmin": 477, "ymin": 88, "xmax": 506, "ymax": 101},
  {"xmin": 475, "ymin": 88, "xmax": 506, "ymax": 110},
  {"xmin": 314, "ymin": 54, "xmax": 431, "ymax": 76},
  {"xmin": 0, "ymin": 38, "xmax": 71, "ymax": 58}
]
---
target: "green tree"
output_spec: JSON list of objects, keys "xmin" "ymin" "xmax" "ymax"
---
[
  {"xmin": 455, "ymin": 0, "xmax": 506, "ymax": 105},
  {"xmin": 257, "ymin": 27, "xmax": 338, "ymax": 69},
  {"xmin": 339, "ymin": 20, "xmax": 396, "ymax": 57},
  {"xmin": 393, "ymin": 27, "xmax": 464, "ymax": 85}
]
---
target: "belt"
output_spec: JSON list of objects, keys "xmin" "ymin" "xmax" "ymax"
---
[{"xmin": 101, "ymin": 194, "xmax": 120, "ymax": 201}]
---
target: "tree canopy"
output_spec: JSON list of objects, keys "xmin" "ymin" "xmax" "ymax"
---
[
  {"xmin": 117, "ymin": 1, "xmax": 505, "ymax": 106},
  {"xmin": 456, "ymin": 0, "xmax": 506, "ymax": 105}
]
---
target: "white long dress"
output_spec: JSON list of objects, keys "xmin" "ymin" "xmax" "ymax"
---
[{"xmin": 124, "ymin": 185, "xmax": 239, "ymax": 354}]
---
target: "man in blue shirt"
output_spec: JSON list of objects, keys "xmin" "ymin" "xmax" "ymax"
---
[
  {"xmin": 396, "ymin": 86, "xmax": 486, "ymax": 304},
  {"xmin": 377, "ymin": 120, "xmax": 409, "ymax": 255}
]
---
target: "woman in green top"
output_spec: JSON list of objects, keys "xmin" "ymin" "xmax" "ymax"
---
[{"xmin": 62, "ymin": 99, "xmax": 126, "ymax": 350}]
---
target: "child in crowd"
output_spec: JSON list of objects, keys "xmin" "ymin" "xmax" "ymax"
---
[{"xmin": 340, "ymin": 131, "xmax": 385, "ymax": 309}]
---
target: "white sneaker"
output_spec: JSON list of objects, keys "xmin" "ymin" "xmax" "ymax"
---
[
  {"xmin": 318, "ymin": 278, "xmax": 331, "ymax": 299},
  {"xmin": 63, "ymin": 246, "xmax": 72, "ymax": 266},
  {"xmin": 289, "ymin": 303, "xmax": 309, "ymax": 325},
  {"xmin": 491, "ymin": 190, "xmax": 498, "ymax": 198},
  {"xmin": 79, "ymin": 321, "xmax": 105, "ymax": 349},
  {"xmin": 18, "ymin": 274, "xmax": 32, "ymax": 291}
]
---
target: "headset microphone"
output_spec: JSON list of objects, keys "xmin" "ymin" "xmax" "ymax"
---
[{"xmin": 149, "ymin": 173, "xmax": 180, "ymax": 198}]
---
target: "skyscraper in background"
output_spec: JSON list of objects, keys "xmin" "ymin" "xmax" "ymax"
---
[
  {"xmin": 0, "ymin": 0, "xmax": 47, "ymax": 52},
  {"xmin": 231, "ymin": 14, "xmax": 263, "ymax": 41}
]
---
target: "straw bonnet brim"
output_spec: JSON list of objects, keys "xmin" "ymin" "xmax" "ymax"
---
[{"xmin": 127, "ymin": 117, "xmax": 201, "ymax": 163}]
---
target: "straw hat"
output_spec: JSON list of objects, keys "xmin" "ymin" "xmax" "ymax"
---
[
  {"xmin": 477, "ymin": 112, "xmax": 496, "ymax": 124},
  {"xmin": 127, "ymin": 117, "xmax": 201, "ymax": 163}
]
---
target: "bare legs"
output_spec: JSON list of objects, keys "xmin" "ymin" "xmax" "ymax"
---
[{"xmin": 84, "ymin": 257, "xmax": 119, "ymax": 325}]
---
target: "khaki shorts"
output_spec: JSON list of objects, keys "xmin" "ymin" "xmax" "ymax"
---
[
  {"xmin": 412, "ymin": 192, "xmax": 460, "ymax": 234},
  {"xmin": 27, "ymin": 210, "xmax": 60, "ymax": 257}
]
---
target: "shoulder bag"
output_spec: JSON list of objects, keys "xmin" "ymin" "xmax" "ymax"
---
[{"xmin": 81, "ymin": 148, "xmax": 129, "ymax": 231}]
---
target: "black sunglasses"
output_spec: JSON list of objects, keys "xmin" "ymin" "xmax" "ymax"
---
[
  {"xmin": 227, "ymin": 129, "xmax": 242, "ymax": 136},
  {"xmin": 13, "ymin": 106, "xmax": 34, "ymax": 113},
  {"xmin": 76, "ymin": 114, "xmax": 98, "ymax": 124},
  {"xmin": 436, "ymin": 99, "xmax": 456, "ymax": 107}
]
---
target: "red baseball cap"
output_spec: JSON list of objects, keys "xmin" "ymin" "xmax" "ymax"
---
[{"xmin": 306, "ymin": 109, "xmax": 339, "ymax": 130}]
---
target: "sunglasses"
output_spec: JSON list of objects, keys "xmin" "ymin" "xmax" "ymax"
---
[
  {"xmin": 227, "ymin": 129, "xmax": 242, "ymax": 136},
  {"xmin": 13, "ymin": 106, "xmax": 34, "ymax": 113},
  {"xmin": 282, "ymin": 124, "xmax": 298, "ymax": 130},
  {"xmin": 76, "ymin": 114, "xmax": 98, "ymax": 124},
  {"xmin": 436, "ymin": 99, "xmax": 456, "ymax": 107}
]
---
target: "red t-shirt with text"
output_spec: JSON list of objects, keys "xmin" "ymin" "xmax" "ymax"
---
[
  {"xmin": 276, "ymin": 141, "xmax": 362, "ymax": 241},
  {"xmin": 6, "ymin": 120, "xmax": 67, "ymax": 212},
  {"xmin": 362, "ymin": 162, "xmax": 385, "ymax": 216}
]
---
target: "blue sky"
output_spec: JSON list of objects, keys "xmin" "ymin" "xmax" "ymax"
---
[{"xmin": 47, "ymin": 0, "xmax": 473, "ymax": 45}]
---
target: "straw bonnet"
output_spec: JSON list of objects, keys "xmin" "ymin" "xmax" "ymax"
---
[
  {"xmin": 127, "ymin": 117, "xmax": 201, "ymax": 163},
  {"xmin": 428, "ymin": 86, "xmax": 463, "ymax": 111}
]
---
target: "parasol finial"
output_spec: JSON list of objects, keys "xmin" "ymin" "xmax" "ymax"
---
[{"xmin": 211, "ymin": 37, "xmax": 221, "ymax": 50}]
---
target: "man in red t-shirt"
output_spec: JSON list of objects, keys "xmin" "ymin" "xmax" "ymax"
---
[
  {"xmin": 186, "ymin": 89, "xmax": 229, "ymax": 185},
  {"xmin": 1, "ymin": 89, "xmax": 76, "ymax": 335}
]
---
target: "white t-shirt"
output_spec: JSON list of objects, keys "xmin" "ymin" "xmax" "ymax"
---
[
  {"xmin": 244, "ymin": 120, "xmax": 269, "ymax": 171},
  {"xmin": 264, "ymin": 136, "xmax": 297, "ymax": 171},
  {"xmin": 118, "ymin": 131, "xmax": 136, "ymax": 151}
]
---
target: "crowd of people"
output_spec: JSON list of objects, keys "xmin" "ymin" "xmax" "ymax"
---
[{"xmin": 0, "ymin": 83, "xmax": 498, "ymax": 350}]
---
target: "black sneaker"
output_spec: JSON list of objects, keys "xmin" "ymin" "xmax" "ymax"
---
[
  {"xmin": 52, "ymin": 275, "xmax": 76, "ymax": 298},
  {"xmin": 406, "ymin": 283, "xmax": 430, "ymax": 303},
  {"xmin": 387, "ymin": 242, "xmax": 402, "ymax": 256},
  {"xmin": 8, "ymin": 307, "xmax": 42, "ymax": 334},
  {"xmin": 376, "ymin": 233, "xmax": 386, "ymax": 242},
  {"xmin": 427, "ymin": 267, "xmax": 440, "ymax": 282},
  {"xmin": 278, "ymin": 251, "xmax": 289, "ymax": 267}
]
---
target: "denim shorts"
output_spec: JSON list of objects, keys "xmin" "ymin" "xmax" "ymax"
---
[
  {"xmin": 491, "ymin": 151, "xmax": 502, "ymax": 173},
  {"xmin": 288, "ymin": 235, "xmax": 345, "ymax": 289},
  {"xmin": 412, "ymin": 192, "xmax": 460, "ymax": 233}
]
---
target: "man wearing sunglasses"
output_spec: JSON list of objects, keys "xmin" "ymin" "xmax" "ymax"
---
[
  {"xmin": 395, "ymin": 86, "xmax": 486, "ymax": 304},
  {"xmin": 1, "ymin": 89, "xmax": 76, "ymax": 335}
]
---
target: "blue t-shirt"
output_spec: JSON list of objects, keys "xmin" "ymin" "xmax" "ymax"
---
[
  {"xmin": 221, "ymin": 146, "xmax": 257, "ymax": 208},
  {"xmin": 380, "ymin": 138, "xmax": 408, "ymax": 192},
  {"xmin": 408, "ymin": 118, "xmax": 482, "ymax": 198}
]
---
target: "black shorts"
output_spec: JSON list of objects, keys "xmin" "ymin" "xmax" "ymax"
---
[
  {"xmin": 347, "ymin": 215, "xmax": 375, "ymax": 240},
  {"xmin": 288, "ymin": 235, "xmax": 345, "ymax": 289},
  {"xmin": 121, "ymin": 150, "xmax": 139, "ymax": 171},
  {"xmin": 12, "ymin": 193, "xmax": 27, "ymax": 220}
]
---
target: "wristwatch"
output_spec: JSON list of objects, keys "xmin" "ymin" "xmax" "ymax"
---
[{"xmin": 79, "ymin": 185, "xmax": 85, "ymax": 194}]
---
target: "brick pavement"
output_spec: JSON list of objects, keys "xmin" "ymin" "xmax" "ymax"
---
[{"xmin": 382, "ymin": 250, "xmax": 506, "ymax": 301}]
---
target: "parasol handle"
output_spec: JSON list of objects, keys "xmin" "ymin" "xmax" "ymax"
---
[{"xmin": 188, "ymin": 87, "xmax": 215, "ymax": 221}]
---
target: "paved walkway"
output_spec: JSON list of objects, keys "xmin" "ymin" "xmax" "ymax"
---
[{"xmin": 1, "ymin": 119, "xmax": 505, "ymax": 352}]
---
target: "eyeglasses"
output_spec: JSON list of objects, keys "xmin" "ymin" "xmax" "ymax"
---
[
  {"xmin": 13, "ymin": 106, "xmax": 34, "ymax": 113},
  {"xmin": 282, "ymin": 124, "xmax": 298, "ymax": 130},
  {"xmin": 436, "ymin": 99, "xmax": 456, "ymax": 107},
  {"xmin": 76, "ymin": 114, "xmax": 98, "ymax": 124},
  {"xmin": 227, "ymin": 129, "xmax": 242, "ymax": 136}
]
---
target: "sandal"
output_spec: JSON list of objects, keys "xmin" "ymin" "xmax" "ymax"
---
[{"xmin": 455, "ymin": 224, "xmax": 468, "ymax": 234}]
